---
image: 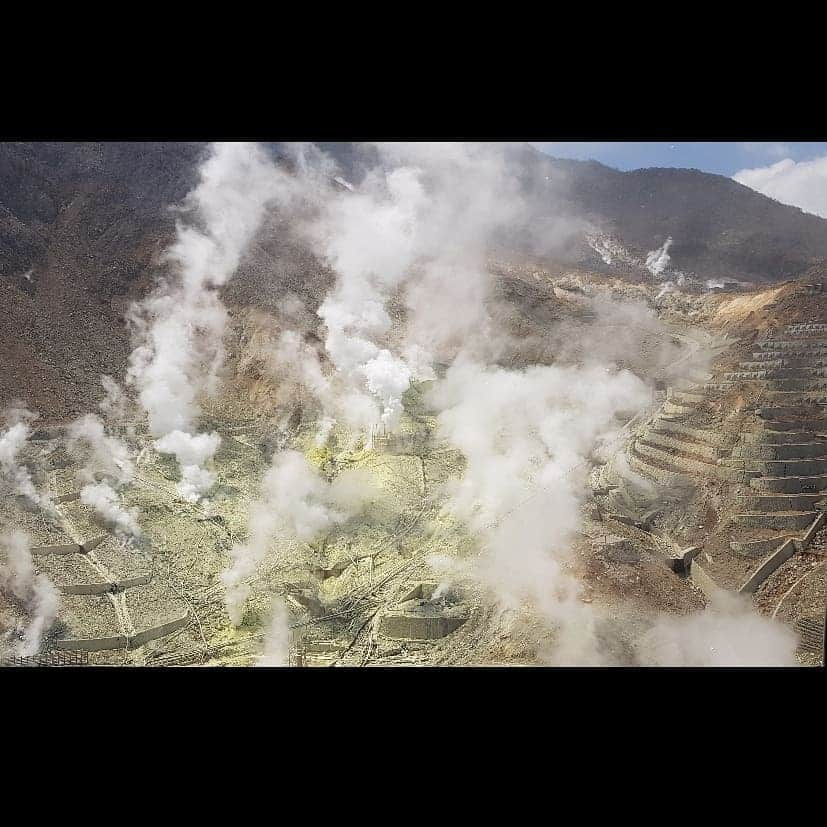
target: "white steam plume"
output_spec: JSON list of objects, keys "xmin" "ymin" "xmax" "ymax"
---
[
  {"xmin": 258, "ymin": 598, "xmax": 292, "ymax": 666},
  {"xmin": 221, "ymin": 449, "xmax": 370, "ymax": 626},
  {"xmin": 67, "ymin": 413, "xmax": 140, "ymax": 538},
  {"xmin": 285, "ymin": 142, "xmax": 527, "ymax": 435},
  {"xmin": 0, "ymin": 530, "xmax": 60, "ymax": 657},
  {"xmin": 427, "ymin": 358, "xmax": 652, "ymax": 663},
  {"xmin": 154, "ymin": 430, "xmax": 222, "ymax": 504},
  {"xmin": 127, "ymin": 142, "xmax": 296, "ymax": 500},
  {"xmin": 645, "ymin": 237, "xmax": 673, "ymax": 277},
  {"xmin": 79, "ymin": 483, "xmax": 141, "ymax": 538},
  {"xmin": 67, "ymin": 413, "xmax": 135, "ymax": 486},
  {"xmin": 637, "ymin": 591, "xmax": 799, "ymax": 666},
  {"xmin": 0, "ymin": 406, "xmax": 55, "ymax": 513},
  {"xmin": 99, "ymin": 375, "xmax": 128, "ymax": 423}
]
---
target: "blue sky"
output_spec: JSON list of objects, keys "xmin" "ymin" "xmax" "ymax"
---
[{"xmin": 530, "ymin": 142, "xmax": 827, "ymax": 177}]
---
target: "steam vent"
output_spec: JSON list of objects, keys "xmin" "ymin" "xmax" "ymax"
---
[{"xmin": 1, "ymin": 140, "xmax": 825, "ymax": 668}]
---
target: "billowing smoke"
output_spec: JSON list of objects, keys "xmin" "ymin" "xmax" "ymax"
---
[
  {"xmin": 0, "ymin": 405, "xmax": 55, "ymax": 513},
  {"xmin": 645, "ymin": 237, "xmax": 673, "ymax": 277},
  {"xmin": 67, "ymin": 413, "xmax": 140, "ymax": 537},
  {"xmin": 127, "ymin": 142, "xmax": 297, "ymax": 500},
  {"xmin": 637, "ymin": 590, "xmax": 799, "ymax": 666},
  {"xmin": 427, "ymin": 358, "xmax": 652, "ymax": 662},
  {"xmin": 0, "ymin": 530, "xmax": 60, "ymax": 657},
  {"xmin": 221, "ymin": 449, "xmax": 370, "ymax": 626}
]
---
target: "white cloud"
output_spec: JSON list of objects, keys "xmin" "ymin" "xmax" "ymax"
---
[
  {"xmin": 733, "ymin": 156, "xmax": 827, "ymax": 219},
  {"xmin": 737, "ymin": 142, "xmax": 792, "ymax": 160}
]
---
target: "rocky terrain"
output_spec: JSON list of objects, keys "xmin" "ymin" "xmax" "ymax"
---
[{"xmin": 3, "ymin": 142, "xmax": 827, "ymax": 423}]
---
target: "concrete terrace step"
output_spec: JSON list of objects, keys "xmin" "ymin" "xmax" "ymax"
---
[
  {"xmin": 751, "ymin": 350, "xmax": 827, "ymax": 361},
  {"xmin": 729, "ymin": 532, "xmax": 798, "ymax": 558},
  {"xmin": 712, "ymin": 378, "xmax": 827, "ymax": 391},
  {"xmin": 627, "ymin": 447, "xmax": 691, "ymax": 487},
  {"xmin": 725, "ymin": 457, "xmax": 827, "ymax": 476},
  {"xmin": 643, "ymin": 429, "xmax": 724, "ymax": 460},
  {"xmin": 725, "ymin": 368, "xmax": 827, "ymax": 381},
  {"xmin": 737, "ymin": 493, "xmax": 827, "ymax": 512},
  {"xmin": 740, "ymin": 358, "xmax": 827, "ymax": 370},
  {"xmin": 741, "ymin": 430, "xmax": 827, "ymax": 444},
  {"xmin": 663, "ymin": 400, "xmax": 697, "ymax": 417},
  {"xmin": 650, "ymin": 418, "xmax": 735, "ymax": 448},
  {"xmin": 750, "ymin": 474, "xmax": 827, "ymax": 493},
  {"xmin": 755, "ymin": 339, "xmax": 827, "ymax": 350},
  {"xmin": 53, "ymin": 612, "xmax": 191, "ymax": 652},
  {"xmin": 784, "ymin": 324, "xmax": 827, "ymax": 335},
  {"xmin": 666, "ymin": 389, "xmax": 708, "ymax": 404},
  {"xmin": 749, "ymin": 394, "xmax": 827, "ymax": 408},
  {"xmin": 764, "ymin": 419, "xmax": 827, "ymax": 436},
  {"xmin": 732, "ymin": 511, "xmax": 817, "ymax": 531},
  {"xmin": 761, "ymin": 419, "xmax": 827, "ymax": 432},
  {"xmin": 758, "ymin": 405, "xmax": 827, "ymax": 420},
  {"xmin": 750, "ymin": 457, "xmax": 827, "ymax": 475},
  {"xmin": 634, "ymin": 439, "xmax": 745, "ymax": 482},
  {"xmin": 731, "ymin": 443, "xmax": 827, "ymax": 460}
]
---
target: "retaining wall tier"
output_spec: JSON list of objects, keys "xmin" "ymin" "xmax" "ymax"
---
[
  {"xmin": 645, "ymin": 430, "xmax": 723, "ymax": 460},
  {"xmin": 634, "ymin": 440, "xmax": 719, "ymax": 476},
  {"xmin": 744, "ymin": 457, "xmax": 827, "ymax": 476},
  {"xmin": 53, "ymin": 635, "xmax": 129, "ymax": 652},
  {"xmin": 739, "ymin": 540, "xmax": 798, "ymax": 594},
  {"xmin": 795, "ymin": 511, "xmax": 826, "ymax": 551},
  {"xmin": 729, "ymin": 534, "xmax": 793, "ymax": 557},
  {"xmin": 732, "ymin": 511, "xmax": 816, "ymax": 531},
  {"xmin": 627, "ymin": 450, "xmax": 692, "ymax": 487},
  {"xmin": 759, "ymin": 419, "xmax": 827, "ymax": 432},
  {"xmin": 737, "ymin": 493, "xmax": 827, "ymax": 512},
  {"xmin": 650, "ymin": 418, "xmax": 735, "ymax": 448},
  {"xmin": 378, "ymin": 613, "xmax": 467, "ymax": 641},
  {"xmin": 30, "ymin": 543, "xmax": 81, "ymax": 556},
  {"xmin": 740, "ymin": 358, "xmax": 827, "ymax": 370},
  {"xmin": 741, "ymin": 431, "xmax": 827, "ymax": 445},
  {"xmin": 751, "ymin": 350, "xmax": 827, "ymax": 360},
  {"xmin": 755, "ymin": 339, "xmax": 827, "ymax": 350},
  {"xmin": 690, "ymin": 561, "xmax": 720, "ymax": 599},
  {"xmin": 634, "ymin": 440, "xmax": 746, "ymax": 482},
  {"xmin": 732, "ymin": 443, "xmax": 827, "ymax": 460},
  {"xmin": 750, "ymin": 474, "xmax": 827, "ymax": 493},
  {"xmin": 725, "ymin": 368, "xmax": 827, "ymax": 381},
  {"xmin": 130, "ymin": 613, "xmax": 191, "ymax": 648},
  {"xmin": 53, "ymin": 612, "xmax": 190, "ymax": 652},
  {"xmin": 784, "ymin": 324, "xmax": 827, "ymax": 334},
  {"xmin": 666, "ymin": 390, "xmax": 708, "ymax": 405},
  {"xmin": 663, "ymin": 401, "xmax": 697, "ymax": 417},
  {"xmin": 759, "ymin": 405, "xmax": 827, "ymax": 418}
]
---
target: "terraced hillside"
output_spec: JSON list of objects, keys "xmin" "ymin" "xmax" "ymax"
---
[
  {"xmin": 0, "ymin": 431, "xmax": 194, "ymax": 663},
  {"xmin": 595, "ymin": 319, "xmax": 827, "ymax": 663}
]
